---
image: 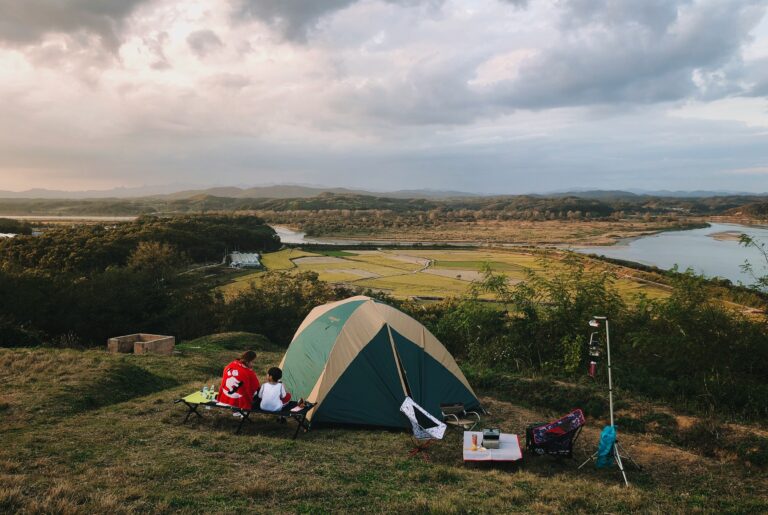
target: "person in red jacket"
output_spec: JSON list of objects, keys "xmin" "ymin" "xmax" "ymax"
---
[{"xmin": 218, "ymin": 350, "xmax": 260, "ymax": 411}]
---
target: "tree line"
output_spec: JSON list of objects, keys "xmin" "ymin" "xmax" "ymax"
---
[
  {"xmin": 1, "ymin": 192, "xmax": 765, "ymax": 219},
  {"xmin": 0, "ymin": 218, "xmax": 32, "ymax": 235},
  {"xmin": 0, "ymin": 215, "xmax": 279, "ymax": 346}
]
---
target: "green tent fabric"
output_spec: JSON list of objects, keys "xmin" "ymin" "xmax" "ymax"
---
[{"xmin": 279, "ymin": 296, "xmax": 482, "ymax": 428}]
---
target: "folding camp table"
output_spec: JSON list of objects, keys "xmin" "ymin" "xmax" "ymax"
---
[
  {"xmin": 463, "ymin": 431, "xmax": 523, "ymax": 464},
  {"xmin": 175, "ymin": 391, "xmax": 314, "ymax": 439}
]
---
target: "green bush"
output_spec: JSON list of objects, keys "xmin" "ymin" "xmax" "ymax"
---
[
  {"xmin": 736, "ymin": 435, "xmax": 768, "ymax": 467},
  {"xmin": 421, "ymin": 256, "xmax": 768, "ymax": 421},
  {"xmin": 222, "ymin": 271, "xmax": 344, "ymax": 345}
]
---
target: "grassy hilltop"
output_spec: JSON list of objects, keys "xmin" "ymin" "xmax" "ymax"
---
[{"xmin": 2, "ymin": 333, "xmax": 766, "ymax": 513}]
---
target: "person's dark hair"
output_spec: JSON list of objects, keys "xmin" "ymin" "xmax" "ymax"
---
[
  {"xmin": 239, "ymin": 350, "xmax": 256, "ymax": 364},
  {"xmin": 268, "ymin": 367, "xmax": 282, "ymax": 381}
]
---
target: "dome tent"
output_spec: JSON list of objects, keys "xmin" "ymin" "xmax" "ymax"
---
[{"xmin": 280, "ymin": 296, "xmax": 482, "ymax": 428}]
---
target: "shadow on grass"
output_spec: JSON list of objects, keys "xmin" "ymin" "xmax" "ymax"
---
[
  {"xmin": 465, "ymin": 368, "xmax": 611, "ymax": 419},
  {"xmin": 54, "ymin": 362, "xmax": 179, "ymax": 415}
]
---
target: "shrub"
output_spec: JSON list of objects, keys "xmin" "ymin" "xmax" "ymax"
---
[{"xmin": 222, "ymin": 271, "xmax": 341, "ymax": 345}]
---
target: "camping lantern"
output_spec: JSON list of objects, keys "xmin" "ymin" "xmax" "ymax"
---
[{"xmin": 587, "ymin": 331, "xmax": 601, "ymax": 378}]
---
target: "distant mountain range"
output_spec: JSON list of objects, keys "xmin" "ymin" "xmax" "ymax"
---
[
  {"xmin": 0, "ymin": 185, "xmax": 188, "ymax": 199},
  {"xmin": 0, "ymin": 185, "xmax": 480, "ymax": 200},
  {"xmin": 0, "ymin": 185, "xmax": 763, "ymax": 200},
  {"xmin": 543, "ymin": 189, "xmax": 767, "ymax": 199},
  {"xmin": 158, "ymin": 186, "xmax": 481, "ymax": 200}
]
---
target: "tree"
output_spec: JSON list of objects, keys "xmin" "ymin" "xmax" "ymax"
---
[
  {"xmin": 223, "ymin": 271, "xmax": 341, "ymax": 344},
  {"xmin": 739, "ymin": 234, "xmax": 768, "ymax": 293},
  {"xmin": 128, "ymin": 241, "xmax": 185, "ymax": 280}
]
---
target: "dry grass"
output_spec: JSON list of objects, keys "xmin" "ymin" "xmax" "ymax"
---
[
  {"xmin": 1, "ymin": 334, "xmax": 765, "ymax": 513},
  {"xmin": 307, "ymin": 219, "xmax": 698, "ymax": 245}
]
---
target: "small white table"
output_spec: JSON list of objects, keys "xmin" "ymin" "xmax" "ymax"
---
[{"xmin": 463, "ymin": 431, "xmax": 523, "ymax": 463}]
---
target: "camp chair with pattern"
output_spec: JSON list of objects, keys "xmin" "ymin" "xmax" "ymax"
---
[
  {"xmin": 400, "ymin": 397, "xmax": 447, "ymax": 461},
  {"xmin": 525, "ymin": 409, "xmax": 585, "ymax": 459}
]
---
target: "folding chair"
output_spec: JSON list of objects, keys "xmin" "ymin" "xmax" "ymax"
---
[
  {"xmin": 440, "ymin": 403, "xmax": 482, "ymax": 431},
  {"xmin": 400, "ymin": 397, "xmax": 447, "ymax": 461},
  {"xmin": 525, "ymin": 408, "xmax": 585, "ymax": 459}
]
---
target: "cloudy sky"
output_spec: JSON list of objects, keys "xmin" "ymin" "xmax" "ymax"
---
[{"xmin": 1, "ymin": 0, "xmax": 767, "ymax": 194}]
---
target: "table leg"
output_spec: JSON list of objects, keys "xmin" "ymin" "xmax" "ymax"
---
[
  {"xmin": 292, "ymin": 415, "xmax": 305, "ymax": 440},
  {"xmin": 235, "ymin": 411, "xmax": 251, "ymax": 434},
  {"xmin": 183, "ymin": 402, "xmax": 202, "ymax": 423}
]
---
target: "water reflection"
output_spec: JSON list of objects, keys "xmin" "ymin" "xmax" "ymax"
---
[{"xmin": 574, "ymin": 223, "xmax": 768, "ymax": 286}]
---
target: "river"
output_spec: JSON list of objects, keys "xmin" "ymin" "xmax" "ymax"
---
[
  {"xmin": 270, "ymin": 225, "xmax": 485, "ymax": 247},
  {"xmin": 574, "ymin": 223, "xmax": 768, "ymax": 286},
  {"xmin": 273, "ymin": 223, "xmax": 768, "ymax": 286}
]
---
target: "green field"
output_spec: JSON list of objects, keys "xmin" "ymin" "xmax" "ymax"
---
[
  {"xmin": 220, "ymin": 248, "xmax": 671, "ymax": 301},
  {"xmin": 2, "ymin": 333, "xmax": 764, "ymax": 513},
  {"xmin": 260, "ymin": 249, "xmax": 320, "ymax": 270},
  {"xmin": 434, "ymin": 260, "xmax": 524, "ymax": 271}
]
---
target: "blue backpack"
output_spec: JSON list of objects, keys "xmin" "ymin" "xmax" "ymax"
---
[{"xmin": 596, "ymin": 425, "xmax": 616, "ymax": 468}]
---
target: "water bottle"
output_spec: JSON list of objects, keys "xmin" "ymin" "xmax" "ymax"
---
[{"xmin": 202, "ymin": 386, "xmax": 209, "ymax": 398}]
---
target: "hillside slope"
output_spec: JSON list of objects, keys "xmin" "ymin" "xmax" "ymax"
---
[{"xmin": 1, "ymin": 334, "xmax": 765, "ymax": 513}]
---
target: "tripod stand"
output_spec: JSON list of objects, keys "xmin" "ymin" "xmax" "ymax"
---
[
  {"xmin": 578, "ymin": 434, "xmax": 640, "ymax": 487},
  {"xmin": 578, "ymin": 316, "xmax": 640, "ymax": 487}
]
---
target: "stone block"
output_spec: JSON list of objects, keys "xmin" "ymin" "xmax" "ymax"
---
[
  {"xmin": 133, "ymin": 334, "xmax": 175, "ymax": 356},
  {"xmin": 107, "ymin": 335, "xmax": 137, "ymax": 353},
  {"xmin": 107, "ymin": 333, "xmax": 175, "ymax": 355}
]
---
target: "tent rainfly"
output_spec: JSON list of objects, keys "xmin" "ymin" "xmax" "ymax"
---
[{"xmin": 280, "ymin": 296, "xmax": 482, "ymax": 428}]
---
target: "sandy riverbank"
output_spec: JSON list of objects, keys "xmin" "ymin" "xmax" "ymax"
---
[{"xmin": 709, "ymin": 231, "xmax": 744, "ymax": 241}]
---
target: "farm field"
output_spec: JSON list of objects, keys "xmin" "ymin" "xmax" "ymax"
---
[{"xmin": 219, "ymin": 248, "xmax": 671, "ymax": 301}]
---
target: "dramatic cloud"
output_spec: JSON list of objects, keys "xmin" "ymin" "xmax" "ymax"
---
[
  {"xmin": 237, "ymin": 0, "xmax": 445, "ymax": 42},
  {"xmin": 237, "ymin": 0, "xmax": 360, "ymax": 42},
  {"xmin": 0, "ymin": 0, "xmax": 150, "ymax": 49},
  {"xmin": 0, "ymin": 0, "xmax": 766, "ymax": 193},
  {"xmin": 511, "ymin": 0, "xmax": 764, "ymax": 106}
]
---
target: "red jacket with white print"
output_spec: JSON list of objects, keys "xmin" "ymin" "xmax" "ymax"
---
[{"xmin": 218, "ymin": 360, "xmax": 260, "ymax": 410}]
